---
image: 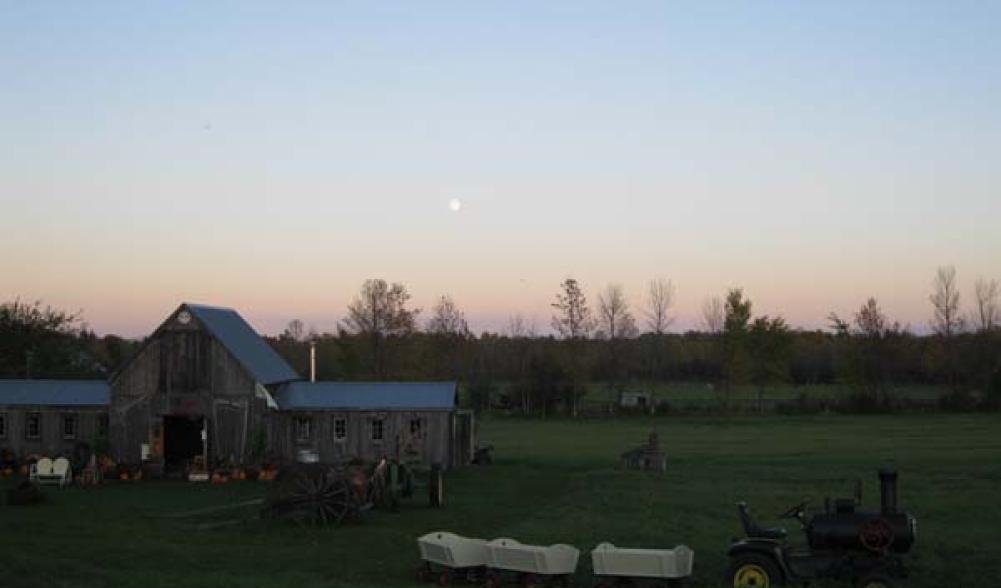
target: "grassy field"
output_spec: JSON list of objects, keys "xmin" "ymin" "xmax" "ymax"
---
[
  {"xmin": 476, "ymin": 381, "xmax": 951, "ymax": 414},
  {"xmin": 1, "ymin": 414, "xmax": 998, "ymax": 587}
]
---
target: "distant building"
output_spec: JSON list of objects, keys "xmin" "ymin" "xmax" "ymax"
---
[
  {"xmin": 0, "ymin": 303, "xmax": 474, "ymax": 470},
  {"xmin": 619, "ymin": 390, "xmax": 653, "ymax": 409}
]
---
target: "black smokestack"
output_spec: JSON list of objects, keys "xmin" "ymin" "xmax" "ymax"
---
[{"xmin": 879, "ymin": 469, "xmax": 898, "ymax": 514}]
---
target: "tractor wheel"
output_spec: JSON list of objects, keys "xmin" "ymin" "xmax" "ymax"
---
[
  {"xmin": 726, "ymin": 554, "xmax": 784, "ymax": 588},
  {"xmin": 855, "ymin": 573, "xmax": 894, "ymax": 588}
]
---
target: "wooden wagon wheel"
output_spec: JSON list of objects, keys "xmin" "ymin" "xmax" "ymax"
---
[{"xmin": 265, "ymin": 465, "xmax": 353, "ymax": 526}]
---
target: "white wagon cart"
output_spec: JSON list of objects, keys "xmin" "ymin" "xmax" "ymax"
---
[
  {"xmin": 417, "ymin": 531, "xmax": 490, "ymax": 586},
  {"xmin": 590, "ymin": 543, "xmax": 694, "ymax": 587},
  {"xmin": 483, "ymin": 538, "xmax": 580, "ymax": 587}
]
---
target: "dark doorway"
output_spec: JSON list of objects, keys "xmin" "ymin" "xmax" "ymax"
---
[{"xmin": 163, "ymin": 415, "xmax": 204, "ymax": 471}]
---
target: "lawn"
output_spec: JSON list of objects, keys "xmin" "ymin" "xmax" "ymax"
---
[{"xmin": 1, "ymin": 414, "xmax": 998, "ymax": 587}]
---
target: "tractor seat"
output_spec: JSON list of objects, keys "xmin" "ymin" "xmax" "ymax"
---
[{"xmin": 738, "ymin": 502, "xmax": 787, "ymax": 540}]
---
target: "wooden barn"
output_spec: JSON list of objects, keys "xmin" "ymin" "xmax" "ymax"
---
[
  {"xmin": 0, "ymin": 303, "xmax": 475, "ymax": 472},
  {"xmin": 108, "ymin": 303, "xmax": 301, "ymax": 470}
]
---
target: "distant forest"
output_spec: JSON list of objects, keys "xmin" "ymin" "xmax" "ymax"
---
[{"xmin": 3, "ymin": 267, "xmax": 1000, "ymax": 414}]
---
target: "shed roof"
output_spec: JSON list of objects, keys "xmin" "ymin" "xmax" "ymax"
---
[
  {"xmin": 185, "ymin": 303, "xmax": 300, "ymax": 385},
  {"xmin": 277, "ymin": 381, "xmax": 457, "ymax": 411},
  {"xmin": 0, "ymin": 379, "xmax": 110, "ymax": 407}
]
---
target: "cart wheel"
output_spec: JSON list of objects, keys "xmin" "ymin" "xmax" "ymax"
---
[
  {"xmin": 483, "ymin": 570, "xmax": 501, "ymax": 588},
  {"xmin": 438, "ymin": 569, "xmax": 453, "ymax": 587},
  {"xmin": 416, "ymin": 563, "xmax": 432, "ymax": 583},
  {"xmin": 855, "ymin": 573, "xmax": 894, "ymax": 588},
  {"xmin": 726, "ymin": 553, "xmax": 783, "ymax": 587},
  {"xmin": 519, "ymin": 572, "xmax": 539, "ymax": 588},
  {"xmin": 469, "ymin": 566, "xmax": 487, "ymax": 583}
]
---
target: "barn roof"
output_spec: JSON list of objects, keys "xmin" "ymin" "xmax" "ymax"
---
[
  {"xmin": 276, "ymin": 381, "xmax": 457, "ymax": 411},
  {"xmin": 185, "ymin": 304, "xmax": 300, "ymax": 385},
  {"xmin": 0, "ymin": 379, "xmax": 110, "ymax": 407}
]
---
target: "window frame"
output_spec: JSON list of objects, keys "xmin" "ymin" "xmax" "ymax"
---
[
  {"xmin": 0, "ymin": 412, "xmax": 7, "ymax": 439},
  {"xmin": 370, "ymin": 418, "xmax": 384, "ymax": 442},
  {"xmin": 25, "ymin": 412, "xmax": 42, "ymax": 440},
  {"xmin": 333, "ymin": 417, "xmax": 347, "ymax": 442},
  {"xmin": 294, "ymin": 416, "xmax": 312, "ymax": 443},
  {"xmin": 409, "ymin": 417, "xmax": 422, "ymax": 436},
  {"xmin": 62, "ymin": 413, "xmax": 78, "ymax": 440}
]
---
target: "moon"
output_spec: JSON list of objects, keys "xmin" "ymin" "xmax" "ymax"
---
[{"xmin": 449, "ymin": 198, "xmax": 463, "ymax": 212}]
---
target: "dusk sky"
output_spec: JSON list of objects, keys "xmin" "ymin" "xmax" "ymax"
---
[{"xmin": 2, "ymin": 2, "xmax": 999, "ymax": 337}]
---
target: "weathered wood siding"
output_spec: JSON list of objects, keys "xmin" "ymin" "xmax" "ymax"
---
[
  {"xmin": 109, "ymin": 311, "xmax": 265, "ymax": 465},
  {"xmin": 268, "ymin": 410, "xmax": 457, "ymax": 467},
  {"xmin": 0, "ymin": 406, "xmax": 106, "ymax": 458}
]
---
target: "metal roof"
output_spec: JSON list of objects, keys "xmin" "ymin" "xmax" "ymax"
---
[
  {"xmin": 185, "ymin": 303, "xmax": 300, "ymax": 385},
  {"xmin": 0, "ymin": 380, "xmax": 110, "ymax": 407},
  {"xmin": 277, "ymin": 381, "xmax": 457, "ymax": 411}
]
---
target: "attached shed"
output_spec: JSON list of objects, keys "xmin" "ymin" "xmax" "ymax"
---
[
  {"xmin": 273, "ymin": 381, "xmax": 474, "ymax": 469},
  {"xmin": 0, "ymin": 380, "xmax": 109, "ymax": 457}
]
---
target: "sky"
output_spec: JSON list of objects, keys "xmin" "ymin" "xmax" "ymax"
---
[{"xmin": 2, "ymin": 1, "xmax": 999, "ymax": 338}]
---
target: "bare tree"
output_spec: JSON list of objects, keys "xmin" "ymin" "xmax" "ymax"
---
[
  {"xmin": 856, "ymin": 297, "xmax": 894, "ymax": 337},
  {"xmin": 426, "ymin": 295, "xmax": 469, "ymax": 337},
  {"xmin": 506, "ymin": 314, "xmax": 537, "ymax": 338},
  {"xmin": 341, "ymin": 279, "xmax": 420, "ymax": 378},
  {"xmin": 701, "ymin": 295, "xmax": 724, "ymax": 334},
  {"xmin": 643, "ymin": 278, "xmax": 676, "ymax": 334},
  {"xmin": 972, "ymin": 277, "xmax": 999, "ymax": 332},
  {"xmin": 551, "ymin": 278, "xmax": 593, "ymax": 339},
  {"xmin": 282, "ymin": 319, "xmax": 305, "ymax": 342},
  {"xmin": 597, "ymin": 284, "xmax": 639, "ymax": 340},
  {"xmin": 930, "ymin": 266, "xmax": 963, "ymax": 336},
  {"xmin": 551, "ymin": 278, "xmax": 593, "ymax": 417}
]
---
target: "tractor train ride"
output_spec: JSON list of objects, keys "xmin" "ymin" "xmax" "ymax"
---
[{"xmin": 415, "ymin": 470, "xmax": 916, "ymax": 588}]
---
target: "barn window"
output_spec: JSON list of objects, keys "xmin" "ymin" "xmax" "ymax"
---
[
  {"xmin": 26, "ymin": 413, "xmax": 41, "ymax": 440},
  {"xmin": 62, "ymin": 414, "xmax": 78, "ymax": 440},
  {"xmin": 409, "ymin": 418, "xmax": 422, "ymax": 436},
  {"xmin": 371, "ymin": 419, "xmax": 384, "ymax": 442},
  {"xmin": 333, "ymin": 418, "xmax": 347, "ymax": 441},
  {"xmin": 295, "ymin": 417, "xmax": 312, "ymax": 442},
  {"xmin": 0, "ymin": 413, "xmax": 6, "ymax": 439}
]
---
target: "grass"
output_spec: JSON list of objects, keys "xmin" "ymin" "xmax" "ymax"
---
[{"xmin": 1, "ymin": 414, "xmax": 998, "ymax": 587}]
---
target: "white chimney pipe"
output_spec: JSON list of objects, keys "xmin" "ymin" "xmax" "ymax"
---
[{"xmin": 310, "ymin": 341, "xmax": 316, "ymax": 382}]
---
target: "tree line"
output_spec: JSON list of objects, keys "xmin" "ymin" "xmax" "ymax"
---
[
  {"xmin": 271, "ymin": 270, "xmax": 1001, "ymax": 414},
  {"xmin": 2, "ymin": 266, "xmax": 999, "ymax": 414}
]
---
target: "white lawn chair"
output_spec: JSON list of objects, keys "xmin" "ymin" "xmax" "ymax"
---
[
  {"xmin": 37, "ymin": 457, "xmax": 72, "ymax": 487},
  {"xmin": 30, "ymin": 457, "xmax": 53, "ymax": 484}
]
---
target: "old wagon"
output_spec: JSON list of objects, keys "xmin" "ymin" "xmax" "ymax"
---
[
  {"xmin": 416, "ymin": 531, "xmax": 489, "ymax": 585},
  {"xmin": 590, "ymin": 542, "xmax": 694, "ymax": 586},
  {"xmin": 483, "ymin": 538, "xmax": 579, "ymax": 587}
]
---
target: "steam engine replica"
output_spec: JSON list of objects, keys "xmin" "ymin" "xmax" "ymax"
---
[{"xmin": 727, "ymin": 469, "xmax": 917, "ymax": 588}]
